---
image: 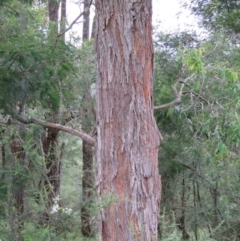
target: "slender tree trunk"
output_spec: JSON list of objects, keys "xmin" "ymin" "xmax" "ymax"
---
[
  {"xmin": 178, "ymin": 172, "xmax": 190, "ymax": 240},
  {"xmin": 95, "ymin": 1, "xmax": 161, "ymax": 240},
  {"xmin": 81, "ymin": 1, "xmax": 95, "ymax": 235},
  {"xmin": 38, "ymin": 1, "xmax": 61, "ymax": 224},
  {"xmin": 48, "ymin": 0, "xmax": 59, "ymax": 22},
  {"xmin": 9, "ymin": 103, "xmax": 26, "ymax": 241},
  {"xmin": 81, "ymin": 98, "xmax": 95, "ymax": 237},
  {"xmin": 193, "ymin": 180, "xmax": 198, "ymax": 241},
  {"xmin": 40, "ymin": 127, "xmax": 61, "ymax": 223},
  {"xmin": 48, "ymin": 0, "xmax": 59, "ymax": 35},
  {"xmin": 81, "ymin": 141, "xmax": 94, "ymax": 236},
  {"xmin": 0, "ymin": 133, "xmax": 7, "ymax": 218},
  {"xmin": 82, "ymin": 0, "xmax": 90, "ymax": 40},
  {"xmin": 211, "ymin": 182, "xmax": 219, "ymax": 229},
  {"xmin": 91, "ymin": 14, "xmax": 96, "ymax": 39},
  {"xmin": 1, "ymin": 143, "xmax": 6, "ymax": 180},
  {"xmin": 60, "ymin": 0, "xmax": 66, "ymax": 41}
]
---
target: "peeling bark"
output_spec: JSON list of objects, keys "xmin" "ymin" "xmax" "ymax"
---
[{"xmin": 95, "ymin": 1, "xmax": 161, "ymax": 240}]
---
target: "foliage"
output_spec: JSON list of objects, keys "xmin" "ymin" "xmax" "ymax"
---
[
  {"xmin": 154, "ymin": 29, "xmax": 240, "ymax": 240},
  {"xmin": 0, "ymin": 0, "xmax": 77, "ymax": 114},
  {"xmin": 187, "ymin": 0, "xmax": 240, "ymax": 33},
  {"xmin": 0, "ymin": 0, "xmax": 97, "ymax": 240}
]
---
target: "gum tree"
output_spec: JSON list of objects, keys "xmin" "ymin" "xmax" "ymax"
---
[{"xmin": 94, "ymin": 1, "xmax": 162, "ymax": 240}]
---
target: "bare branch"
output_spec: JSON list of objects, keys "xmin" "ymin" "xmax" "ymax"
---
[
  {"xmin": 31, "ymin": 118, "xmax": 96, "ymax": 145},
  {"xmin": 153, "ymin": 74, "xmax": 196, "ymax": 111},
  {"xmin": 182, "ymin": 91, "xmax": 210, "ymax": 106},
  {"xmin": 154, "ymin": 85, "xmax": 182, "ymax": 111},
  {"xmin": 55, "ymin": 0, "xmax": 93, "ymax": 44},
  {"xmin": 12, "ymin": 113, "xmax": 96, "ymax": 145}
]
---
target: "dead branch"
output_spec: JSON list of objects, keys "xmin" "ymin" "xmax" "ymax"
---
[
  {"xmin": 11, "ymin": 113, "xmax": 96, "ymax": 145},
  {"xmin": 154, "ymin": 85, "xmax": 183, "ymax": 111}
]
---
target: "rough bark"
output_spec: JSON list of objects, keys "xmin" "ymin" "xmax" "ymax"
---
[{"xmin": 95, "ymin": 1, "xmax": 161, "ymax": 240}]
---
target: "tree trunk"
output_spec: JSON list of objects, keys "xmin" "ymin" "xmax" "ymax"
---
[
  {"xmin": 81, "ymin": 2, "xmax": 95, "ymax": 235},
  {"xmin": 82, "ymin": 0, "xmax": 90, "ymax": 40},
  {"xmin": 177, "ymin": 172, "xmax": 190, "ymax": 240},
  {"xmin": 48, "ymin": 0, "xmax": 59, "ymax": 35},
  {"xmin": 48, "ymin": 0, "xmax": 59, "ymax": 22},
  {"xmin": 40, "ymin": 127, "xmax": 61, "ymax": 223},
  {"xmin": 39, "ymin": 0, "xmax": 61, "ymax": 224},
  {"xmin": 91, "ymin": 14, "xmax": 96, "ymax": 39},
  {"xmin": 60, "ymin": 0, "xmax": 66, "ymax": 41},
  {"xmin": 95, "ymin": 1, "xmax": 161, "ymax": 240},
  {"xmin": 81, "ymin": 141, "xmax": 94, "ymax": 237},
  {"xmin": 9, "ymin": 103, "xmax": 26, "ymax": 241}
]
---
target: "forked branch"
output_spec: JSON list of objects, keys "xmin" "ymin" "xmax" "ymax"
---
[{"xmin": 154, "ymin": 84, "xmax": 184, "ymax": 111}]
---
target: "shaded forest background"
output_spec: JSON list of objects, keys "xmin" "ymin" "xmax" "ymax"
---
[{"xmin": 1, "ymin": 0, "xmax": 240, "ymax": 240}]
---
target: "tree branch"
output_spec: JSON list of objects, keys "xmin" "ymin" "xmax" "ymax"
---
[
  {"xmin": 179, "ymin": 80, "xmax": 210, "ymax": 106},
  {"xmin": 154, "ymin": 85, "xmax": 183, "ymax": 111},
  {"xmin": 12, "ymin": 113, "xmax": 96, "ymax": 145},
  {"xmin": 55, "ymin": 0, "xmax": 93, "ymax": 44}
]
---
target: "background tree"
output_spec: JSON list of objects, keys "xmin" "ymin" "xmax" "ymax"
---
[{"xmin": 154, "ymin": 27, "xmax": 240, "ymax": 240}]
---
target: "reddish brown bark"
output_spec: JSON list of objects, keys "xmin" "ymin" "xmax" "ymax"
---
[{"xmin": 95, "ymin": 1, "xmax": 161, "ymax": 240}]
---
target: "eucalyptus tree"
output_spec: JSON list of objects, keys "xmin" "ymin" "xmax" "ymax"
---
[
  {"xmin": 154, "ymin": 27, "xmax": 240, "ymax": 240},
  {"xmin": 94, "ymin": 1, "xmax": 162, "ymax": 240},
  {"xmin": 188, "ymin": 0, "xmax": 240, "ymax": 33}
]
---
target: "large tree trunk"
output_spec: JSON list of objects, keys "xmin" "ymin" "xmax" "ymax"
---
[{"xmin": 95, "ymin": 1, "xmax": 161, "ymax": 240}]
